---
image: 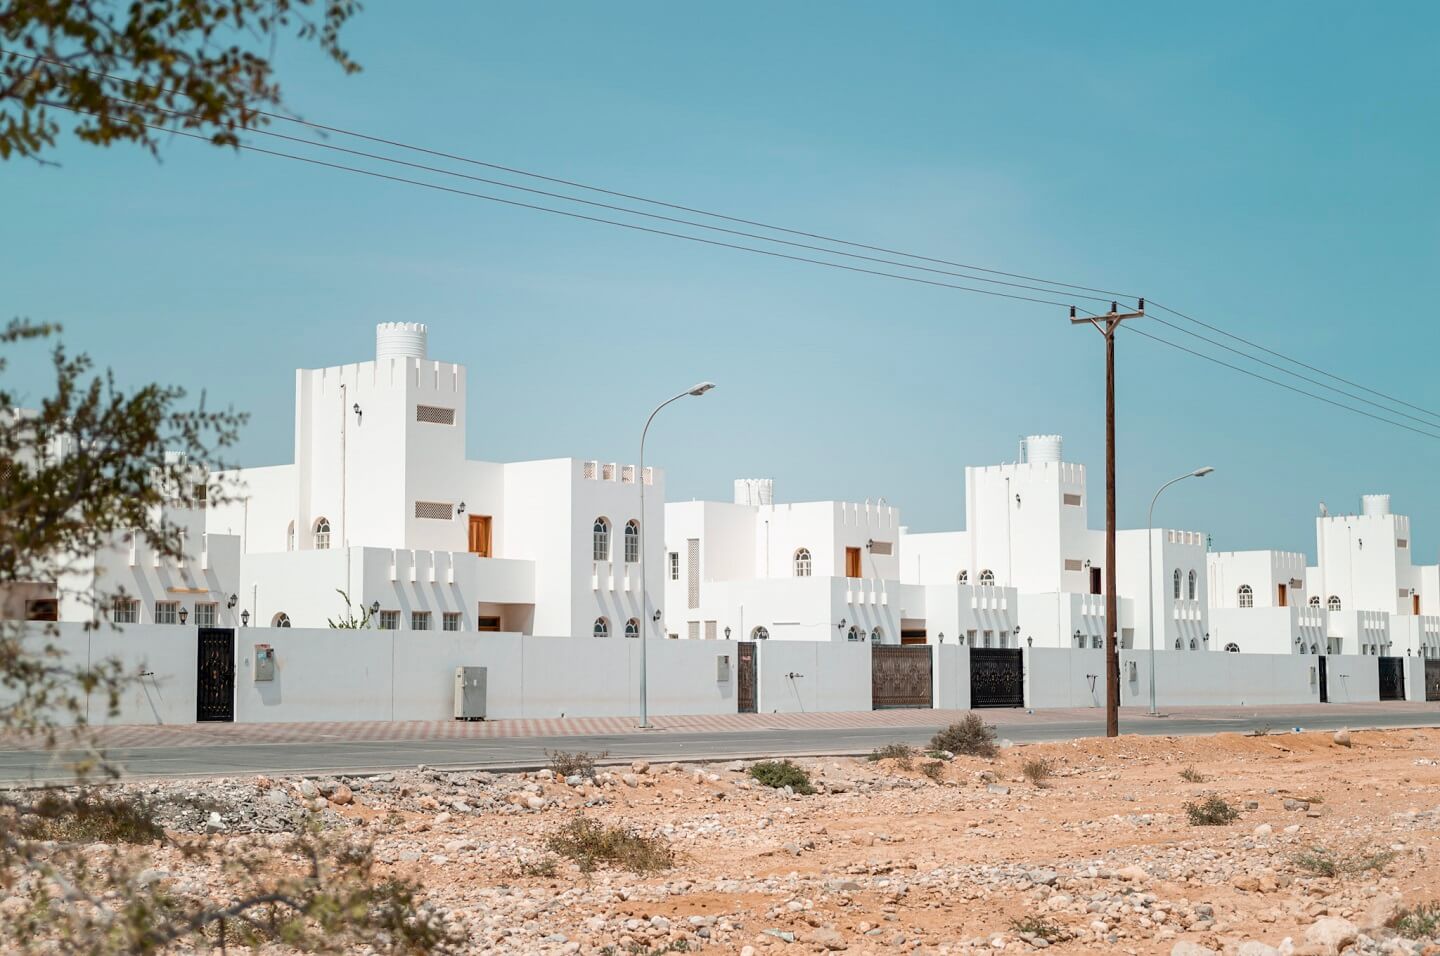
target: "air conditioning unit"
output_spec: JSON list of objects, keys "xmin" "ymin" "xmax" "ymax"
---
[{"xmin": 454, "ymin": 666, "xmax": 487, "ymax": 721}]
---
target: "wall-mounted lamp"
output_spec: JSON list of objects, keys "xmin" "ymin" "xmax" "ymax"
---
[
  {"xmin": 226, "ymin": 594, "xmax": 238, "ymax": 609},
  {"xmin": 370, "ymin": 600, "xmax": 381, "ymax": 616},
  {"xmin": 457, "ymin": 501, "xmax": 466, "ymax": 515},
  {"xmin": 1015, "ymin": 494, "xmax": 1022, "ymax": 508},
  {"xmin": 724, "ymin": 626, "xmax": 731, "ymax": 640},
  {"xmin": 241, "ymin": 609, "xmax": 250, "ymax": 627},
  {"xmin": 352, "ymin": 403, "xmax": 362, "ymax": 424},
  {"xmin": 1358, "ymin": 538, "xmax": 1364, "ymax": 550},
  {"xmin": 1073, "ymin": 628, "xmax": 1082, "ymax": 645},
  {"xmin": 1027, "ymin": 635, "xmax": 1033, "ymax": 648},
  {"xmin": 837, "ymin": 618, "xmax": 847, "ymax": 630},
  {"xmin": 178, "ymin": 607, "xmax": 189, "ymax": 625},
  {"xmin": 651, "ymin": 609, "xmax": 662, "ymax": 622},
  {"xmin": 1084, "ymin": 559, "xmax": 1091, "ymax": 568}
]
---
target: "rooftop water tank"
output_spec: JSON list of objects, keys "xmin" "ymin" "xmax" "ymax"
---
[
  {"xmin": 376, "ymin": 322, "xmax": 428, "ymax": 361},
  {"xmin": 1023, "ymin": 434, "xmax": 1064, "ymax": 464},
  {"xmin": 1361, "ymin": 494, "xmax": 1391, "ymax": 517},
  {"xmin": 734, "ymin": 478, "xmax": 775, "ymax": 506}
]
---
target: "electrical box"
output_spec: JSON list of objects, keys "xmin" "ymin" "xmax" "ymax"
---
[
  {"xmin": 1125, "ymin": 660, "xmax": 1137, "ymax": 683},
  {"xmin": 716, "ymin": 655, "xmax": 730, "ymax": 682},
  {"xmin": 454, "ymin": 666, "xmax": 487, "ymax": 721},
  {"xmin": 254, "ymin": 644, "xmax": 275, "ymax": 682}
]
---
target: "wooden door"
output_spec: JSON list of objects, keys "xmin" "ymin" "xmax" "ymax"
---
[
  {"xmin": 1415, "ymin": 594, "xmax": 1422, "ymax": 615},
  {"xmin": 845, "ymin": 547, "xmax": 862, "ymax": 578},
  {"xmin": 1090, "ymin": 567, "xmax": 1102, "ymax": 595},
  {"xmin": 468, "ymin": 515, "xmax": 492, "ymax": 557},
  {"xmin": 1277, "ymin": 583, "xmax": 1288, "ymax": 608}
]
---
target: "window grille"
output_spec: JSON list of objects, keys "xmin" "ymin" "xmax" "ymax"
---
[
  {"xmin": 625, "ymin": 618, "xmax": 640, "ymax": 638},
  {"xmin": 687, "ymin": 539, "xmax": 700, "ymax": 609},
  {"xmin": 794, "ymin": 548, "xmax": 812, "ymax": 577},
  {"xmin": 1238, "ymin": 585, "xmax": 1254, "ymax": 608},
  {"xmin": 155, "ymin": 602, "xmax": 178, "ymax": 624},
  {"xmin": 1327, "ymin": 595, "xmax": 1342, "ymax": 612},
  {"xmin": 415, "ymin": 404, "xmax": 456, "ymax": 425},
  {"xmin": 624, "ymin": 520, "xmax": 640, "ymax": 563},
  {"xmin": 443, "ymin": 612, "xmax": 462, "ymax": 631},
  {"xmin": 411, "ymin": 611, "xmax": 431, "ymax": 630},
  {"xmin": 688, "ymin": 621, "xmax": 699, "ymax": 640},
  {"xmin": 195, "ymin": 603, "xmax": 216, "ymax": 627},
  {"xmin": 705, "ymin": 621, "xmax": 717, "ymax": 640},
  {"xmin": 378, "ymin": 610, "xmax": 399, "ymax": 630},
  {"xmin": 314, "ymin": 518, "xmax": 331, "ymax": 550},
  {"xmin": 112, "ymin": 598, "xmax": 139, "ymax": 624},
  {"xmin": 979, "ymin": 569, "xmax": 995, "ymax": 586},
  {"xmin": 669, "ymin": 552, "xmax": 679, "ymax": 581},
  {"xmin": 593, "ymin": 518, "xmax": 611, "ymax": 562},
  {"xmin": 415, "ymin": 501, "xmax": 453, "ymax": 520},
  {"xmin": 594, "ymin": 617, "xmax": 610, "ymax": 638}
]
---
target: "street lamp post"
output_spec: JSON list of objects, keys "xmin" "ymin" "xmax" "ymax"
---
[
  {"xmin": 1147, "ymin": 466, "xmax": 1215, "ymax": 715},
  {"xmin": 638, "ymin": 382, "xmax": 715, "ymax": 729}
]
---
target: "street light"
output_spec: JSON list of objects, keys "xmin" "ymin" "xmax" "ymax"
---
[
  {"xmin": 637, "ymin": 381, "xmax": 716, "ymax": 729},
  {"xmin": 1147, "ymin": 466, "xmax": 1215, "ymax": 715}
]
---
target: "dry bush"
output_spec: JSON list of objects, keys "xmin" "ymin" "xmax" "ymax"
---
[
  {"xmin": 1178, "ymin": 766, "xmax": 1205, "ymax": 783},
  {"xmin": 930, "ymin": 714, "xmax": 998, "ymax": 758},
  {"xmin": 919, "ymin": 760, "xmax": 946, "ymax": 783},
  {"xmin": 1009, "ymin": 914, "xmax": 1066, "ymax": 942},
  {"xmin": 1391, "ymin": 902, "xmax": 1440, "ymax": 939},
  {"xmin": 1184, "ymin": 795, "xmax": 1241, "ymax": 826},
  {"xmin": 867, "ymin": 743, "xmax": 916, "ymax": 769},
  {"xmin": 1293, "ymin": 845, "xmax": 1396, "ymax": 878},
  {"xmin": 1021, "ymin": 757, "xmax": 1054, "ymax": 787},
  {"xmin": 17, "ymin": 791, "xmax": 165, "ymax": 844},
  {"xmin": 547, "ymin": 749, "xmax": 609, "ymax": 780},
  {"xmin": 748, "ymin": 760, "xmax": 816, "ymax": 795},
  {"xmin": 545, "ymin": 816, "xmax": 675, "ymax": 875},
  {"xmin": 517, "ymin": 855, "xmax": 559, "ymax": 878}
]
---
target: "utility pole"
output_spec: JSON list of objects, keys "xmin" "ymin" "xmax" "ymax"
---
[{"xmin": 1071, "ymin": 299, "xmax": 1145, "ymax": 738}]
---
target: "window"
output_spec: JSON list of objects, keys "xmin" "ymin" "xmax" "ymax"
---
[
  {"xmin": 314, "ymin": 517, "xmax": 331, "ymax": 550},
  {"xmin": 592, "ymin": 518, "xmax": 611, "ymax": 562},
  {"xmin": 794, "ymin": 548, "xmax": 812, "ymax": 577},
  {"xmin": 982, "ymin": 630, "xmax": 994, "ymax": 648},
  {"xmin": 411, "ymin": 611, "xmax": 431, "ymax": 630},
  {"xmin": 751, "ymin": 626, "xmax": 770, "ymax": 640},
  {"xmin": 155, "ymin": 601, "xmax": 179, "ymax": 625},
  {"xmin": 966, "ymin": 629, "xmax": 977, "ymax": 646},
  {"xmin": 1310, "ymin": 644, "xmax": 1319, "ymax": 655},
  {"xmin": 957, "ymin": 570, "xmax": 968, "ymax": 584},
  {"xmin": 378, "ymin": 610, "xmax": 399, "ymax": 630},
  {"xmin": 272, "ymin": 612, "xmax": 291, "ymax": 628},
  {"xmin": 1173, "ymin": 569, "xmax": 1182, "ymax": 600},
  {"xmin": 614, "ymin": 617, "xmax": 636, "ymax": 639},
  {"xmin": 286, "ymin": 521, "xmax": 295, "ymax": 552},
  {"xmin": 111, "ymin": 597, "xmax": 139, "ymax": 624},
  {"xmin": 1188, "ymin": 638, "xmax": 1197, "ymax": 650},
  {"xmin": 870, "ymin": 627, "xmax": 883, "ymax": 643},
  {"xmin": 1092, "ymin": 635, "xmax": 1101, "ymax": 649},
  {"xmin": 669, "ymin": 552, "xmax": 679, "ymax": 581},
  {"xmin": 1237, "ymin": 585, "xmax": 1253, "ymax": 609},
  {"xmin": 1309, "ymin": 595, "xmax": 1321, "ymax": 607},
  {"xmin": 847, "ymin": 625, "xmax": 863, "ymax": 642},
  {"xmin": 476, "ymin": 616, "xmax": 501, "ymax": 632},
  {"xmin": 623, "ymin": 520, "xmax": 640, "ymax": 563},
  {"xmin": 593, "ymin": 616, "xmax": 609, "ymax": 638},
  {"xmin": 1327, "ymin": 595, "xmax": 1342, "ymax": 612},
  {"xmin": 195, "ymin": 603, "xmax": 217, "ymax": 627},
  {"xmin": 1063, "ymin": 493, "xmax": 1082, "ymax": 506},
  {"xmin": 1174, "ymin": 638, "xmax": 1183, "ymax": 650},
  {"xmin": 705, "ymin": 620, "xmax": 717, "ymax": 640},
  {"xmin": 979, "ymin": 569, "xmax": 995, "ymax": 586},
  {"xmin": 687, "ymin": 621, "xmax": 699, "ymax": 640},
  {"xmin": 1188, "ymin": 570, "xmax": 1197, "ymax": 601},
  {"xmin": 443, "ymin": 612, "xmax": 463, "ymax": 632},
  {"xmin": 415, "ymin": 404, "xmax": 456, "ymax": 425}
]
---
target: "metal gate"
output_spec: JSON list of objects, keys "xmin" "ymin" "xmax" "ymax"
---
[
  {"xmin": 1317, "ymin": 656, "xmax": 1329, "ymax": 703},
  {"xmin": 1379, "ymin": 656, "xmax": 1405, "ymax": 701},
  {"xmin": 970, "ymin": 648, "xmax": 1024, "ymax": 708},
  {"xmin": 737, "ymin": 641, "xmax": 757, "ymax": 714},
  {"xmin": 196, "ymin": 627, "xmax": 235, "ymax": 722},
  {"xmin": 871, "ymin": 645, "xmax": 933, "ymax": 709},
  {"xmin": 1426, "ymin": 659, "xmax": 1440, "ymax": 702}
]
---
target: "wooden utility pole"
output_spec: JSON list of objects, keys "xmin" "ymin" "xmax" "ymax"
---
[{"xmin": 1071, "ymin": 299, "xmax": 1145, "ymax": 738}]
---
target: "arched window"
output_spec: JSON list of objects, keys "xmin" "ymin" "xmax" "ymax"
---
[
  {"xmin": 272, "ymin": 612, "xmax": 291, "ymax": 628},
  {"xmin": 1310, "ymin": 644, "xmax": 1319, "ymax": 654},
  {"xmin": 286, "ymin": 521, "xmax": 295, "ymax": 552},
  {"xmin": 1189, "ymin": 638, "xmax": 1197, "ymax": 650},
  {"xmin": 794, "ymin": 548, "xmax": 812, "ymax": 577},
  {"xmin": 1327, "ymin": 595, "xmax": 1342, "ymax": 612},
  {"xmin": 593, "ymin": 617, "xmax": 610, "ymax": 638},
  {"xmin": 1309, "ymin": 595, "xmax": 1321, "ymax": 607},
  {"xmin": 313, "ymin": 517, "xmax": 331, "ymax": 550},
  {"xmin": 1237, "ymin": 584, "xmax": 1253, "ymax": 608},
  {"xmin": 624, "ymin": 617, "xmax": 640, "ymax": 639},
  {"xmin": 847, "ymin": 625, "xmax": 863, "ymax": 642},
  {"xmin": 1224, "ymin": 642, "xmax": 1240, "ymax": 653},
  {"xmin": 956, "ymin": 570, "xmax": 968, "ymax": 584},
  {"xmin": 1188, "ymin": 570, "xmax": 1197, "ymax": 601},
  {"xmin": 592, "ymin": 518, "xmax": 611, "ymax": 562},
  {"xmin": 751, "ymin": 626, "xmax": 769, "ymax": 640},
  {"xmin": 979, "ymin": 569, "xmax": 995, "ymax": 586},
  {"xmin": 1173, "ymin": 569, "xmax": 1182, "ymax": 600},
  {"xmin": 1174, "ymin": 638, "xmax": 1183, "ymax": 649},
  {"xmin": 870, "ymin": 627, "xmax": 883, "ymax": 643},
  {"xmin": 623, "ymin": 520, "xmax": 640, "ymax": 563}
]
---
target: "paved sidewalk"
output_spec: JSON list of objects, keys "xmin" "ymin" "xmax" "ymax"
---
[{"xmin": 7, "ymin": 701, "xmax": 1436, "ymax": 751}]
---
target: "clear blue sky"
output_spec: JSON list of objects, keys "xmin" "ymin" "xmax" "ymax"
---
[{"xmin": 4, "ymin": 2, "xmax": 1438, "ymax": 561}]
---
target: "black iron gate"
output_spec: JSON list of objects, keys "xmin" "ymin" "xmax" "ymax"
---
[
  {"xmin": 737, "ymin": 641, "xmax": 757, "ymax": 714},
  {"xmin": 970, "ymin": 648, "xmax": 1024, "ymax": 708},
  {"xmin": 1426, "ymin": 659, "xmax": 1440, "ymax": 702},
  {"xmin": 1318, "ymin": 655, "xmax": 1328, "ymax": 703},
  {"xmin": 196, "ymin": 627, "xmax": 235, "ymax": 722},
  {"xmin": 1379, "ymin": 656, "xmax": 1406, "ymax": 701},
  {"xmin": 871, "ymin": 645, "xmax": 933, "ymax": 709}
]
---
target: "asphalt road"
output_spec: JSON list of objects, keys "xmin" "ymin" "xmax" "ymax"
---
[{"xmin": 4, "ymin": 706, "xmax": 1440, "ymax": 785}]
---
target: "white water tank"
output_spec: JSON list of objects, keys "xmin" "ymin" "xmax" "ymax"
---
[
  {"xmin": 1023, "ymin": 434, "xmax": 1064, "ymax": 464},
  {"xmin": 1361, "ymin": 494, "xmax": 1391, "ymax": 517},
  {"xmin": 734, "ymin": 478, "xmax": 775, "ymax": 506},
  {"xmin": 376, "ymin": 322, "xmax": 428, "ymax": 361}
]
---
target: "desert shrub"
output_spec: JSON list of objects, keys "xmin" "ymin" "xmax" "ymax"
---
[
  {"xmin": 748, "ymin": 760, "xmax": 816, "ymax": 794},
  {"xmin": 1293, "ymin": 845, "xmax": 1395, "ymax": 878},
  {"xmin": 517, "ymin": 855, "xmax": 559, "ymax": 878},
  {"xmin": 930, "ymin": 714, "xmax": 998, "ymax": 758},
  {"xmin": 1391, "ymin": 902, "xmax": 1440, "ymax": 939},
  {"xmin": 18, "ymin": 792, "xmax": 165, "ymax": 845},
  {"xmin": 867, "ymin": 743, "xmax": 916, "ymax": 768},
  {"xmin": 1009, "ymin": 915, "xmax": 1066, "ymax": 942},
  {"xmin": 1293, "ymin": 793, "xmax": 1324, "ymax": 805},
  {"xmin": 919, "ymin": 760, "xmax": 946, "ymax": 782},
  {"xmin": 1179, "ymin": 766, "xmax": 1205, "ymax": 783},
  {"xmin": 545, "ymin": 816, "xmax": 674, "ymax": 874},
  {"xmin": 1021, "ymin": 757, "xmax": 1054, "ymax": 787},
  {"xmin": 547, "ymin": 749, "xmax": 608, "ymax": 780},
  {"xmin": 1184, "ymin": 795, "xmax": 1241, "ymax": 826}
]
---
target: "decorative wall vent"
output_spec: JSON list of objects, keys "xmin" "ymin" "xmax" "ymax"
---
[
  {"xmin": 415, "ymin": 404, "xmax": 456, "ymax": 425},
  {"xmin": 1063, "ymin": 493, "xmax": 1082, "ymax": 506},
  {"xmin": 415, "ymin": 501, "xmax": 454, "ymax": 520}
]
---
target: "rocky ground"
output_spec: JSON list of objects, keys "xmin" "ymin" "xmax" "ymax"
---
[{"xmin": 40, "ymin": 726, "xmax": 1440, "ymax": 954}]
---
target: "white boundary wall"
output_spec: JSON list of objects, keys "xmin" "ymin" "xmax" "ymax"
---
[
  {"xmin": 1117, "ymin": 650, "xmax": 1320, "ymax": 708},
  {"xmin": 1025, "ymin": 648, "xmax": 1105, "ymax": 709}
]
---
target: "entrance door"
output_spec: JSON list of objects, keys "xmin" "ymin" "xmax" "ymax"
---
[
  {"xmin": 871, "ymin": 645, "xmax": 933, "ymax": 709},
  {"xmin": 845, "ymin": 547, "xmax": 862, "ymax": 578},
  {"xmin": 1426, "ymin": 659, "xmax": 1440, "ymax": 702},
  {"xmin": 1415, "ymin": 594, "xmax": 1422, "ymax": 616},
  {"xmin": 1277, "ymin": 583, "xmax": 1288, "ymax": 608},
  {"xmin": 468, "ymin": 515, "xmax": 493, "ymax": 557},
  {"xmin": 900, "ymin": 628, "xmax": 927, "ymax": 646},
  {"xmin": 196, "ymin": 627, "xmax": 235, "ymax": 722},
  {"xmin": 970, "ymin": 648, "xmax": 1025, "ymax": 708},
  {"xmin": 1090, "ymin": 568, "xmax": 1102, "ymax": 595},
  {"xmin": 1379, "ymin": 656, "xmax": 1405, "ymax": 701},
  {"xmin": 737, "ymin": 641, "xmax": 757, "ymax": 713},
  {"xmin": 1317, "ymin": 655, "xmax": 1329, "ymax": 703}
]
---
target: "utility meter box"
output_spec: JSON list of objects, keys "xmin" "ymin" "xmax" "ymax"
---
[
  {"xmin": 454, "ymin": 666, "xmax": 487, "ymax": 721},
  {"xmin": 716, "ymin": 655, "xmax": 731, "ymax": 681},
  {"xmin": 254, "ymin": 644, "xmax": 275, "ymax": 682}
]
